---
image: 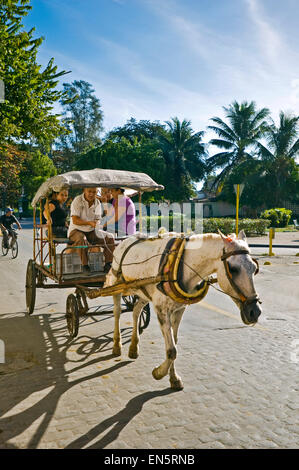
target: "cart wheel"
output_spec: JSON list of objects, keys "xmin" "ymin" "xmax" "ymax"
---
[
  {"xmin": 122, "ymin": 295, "xmax": 151, "ymax": 334},
  {"xmin": 1, "ymin": 238, "xmax": 8, "ymax": 256},
  {"xmin": 66, "ymin": 294, "xmax": 79, "ymax": 338},
  {"xmin": 138, "ymin": 303, "xmax": 151, "ymax": 334},
  {"xmin": 26, "ymin": 259, "xmax": 36, "ymax": 314},
  {"xmin": 11, "ymin": 239, "xmax": 18, "ymax": 259},
  {"xmin": 122, "ymin": 295, "xmax": 138, "ymax": 310}
]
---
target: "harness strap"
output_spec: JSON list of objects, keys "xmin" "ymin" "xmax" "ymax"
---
[
  {"xmin": 221, "ymin": 249, "xmax": 250, "ymax": 260},
  {"xmin": 158, "ymin": 237, "xmax": 210, "ymax": 305},
  {"xmin": 222, "ymin": 253, "xmax": 247, "ymax": 303},
  {"xmin": 112, "ymin": 238, "xmax": 145, "ymax": 281}
]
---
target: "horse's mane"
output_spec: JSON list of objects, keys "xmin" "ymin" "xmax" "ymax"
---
[{"xmin": 189, "ymin": 233, "xmax": 220, "ymax": 242}]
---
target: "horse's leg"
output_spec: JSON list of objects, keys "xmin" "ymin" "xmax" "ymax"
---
[
  {"xmin": 128, "ymin": 298, "xmax": 148, "ymax": 359},
  {"xmin": 168, "ymin": 307, "xmax": 185, "ymax": 390},
  {"xmin": 112, "ymin": 294, "xmax": 122, "ymax": 356},
  {"xmin": 152, "ymin": 304, "xmax": 177, "ymax": 382}
]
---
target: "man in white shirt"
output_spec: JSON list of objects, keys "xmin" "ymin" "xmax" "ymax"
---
[{"xmin": 68, "ymin": 187, "xmax": 115, "ymax": 273}]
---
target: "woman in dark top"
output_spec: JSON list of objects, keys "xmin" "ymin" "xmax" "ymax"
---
[{"xmin": 43, "ymin": 189, "xmax": 69, "ymax": 238}]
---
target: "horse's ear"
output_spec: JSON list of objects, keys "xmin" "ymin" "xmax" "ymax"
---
[
  {"xmin": 238, "ymin": 229, "xmax": 246, "ymax": 241},
  {"xmin": 218, "ymin": 229, "xmax": 234, "ymax": 245},
  {"xmin": 218, "ymin": 229, "xmax": 226, "ymax": 240}
]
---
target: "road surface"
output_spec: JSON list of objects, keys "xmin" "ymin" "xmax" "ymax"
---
[{"xmin": 0, "ymin": 222, "xmax": 298, "ymax": 449}]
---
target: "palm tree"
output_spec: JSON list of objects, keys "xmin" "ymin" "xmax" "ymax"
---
[
  {"xmin": 158, "ymin": 117, "xmax": 207, "ymax": 200},
  {"xmin": 256, "ymin": 111, "xmax": 299, "ymax": 206},
  {"xmin": 207, "ymin": 101, "xmax": 270, "ymax": 188}
]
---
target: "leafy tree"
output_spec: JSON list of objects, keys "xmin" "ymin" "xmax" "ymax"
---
[
  {"xmin": 256, "ymin": 112, "xmax": 299, "ymax": 206},
  {"xmin": 20, "ymin": 150, "xmax": 57, "ymax": 203},
  {"xmin": 0, "ymin": 144, "xmax": 26, "ymax": 207},
  {"xmin": 56, "ymin": 80, "xmax": 104, "ymax": 170},
  {"xmin": 77, "ymin": 118, "xmax": 207, "ymax": 202},
  {"xmin": 106, "ymin": 118, "xmax": 166, "ymax": 143},
  {"xmin": 216, "ymin": 113, "xmax": 299, "ymax": 213},
  {"xmin": 158, "ymin": 117, "xmax": 207, "ymax": 200},
  {"xmin": 0, "ymin": 0, "xmax": 69, "ymax": 146},
  {"xmin": 215, "ymin": 160, "xmax": 269, "ymax": 216},
  {"xmin": 76, "ymin": 137, "xmax": 166, "ymax": 202},
  {"xmin": 207, "ymin": 101, "xmax": 270, "ymax": 188}
]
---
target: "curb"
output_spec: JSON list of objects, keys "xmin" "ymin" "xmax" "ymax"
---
[{"xmin": 249, "ymin": 244, "xmax": 299, "ymax": 248}]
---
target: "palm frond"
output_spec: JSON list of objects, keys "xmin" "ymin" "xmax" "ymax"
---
[
  {"xmin": 288, "ymin": 138, "xmax": 299, "ymax": 158},
  {"xmin": 207, "ymin": 151, "xmax": 235, "ymax": 171},
  {"xmin": 208, "ymin": 117, "xmax": 237, "ymax": 141},
  {"xmin": 209, "ymin": 138, "xmax": 234, "ymax": 150}
]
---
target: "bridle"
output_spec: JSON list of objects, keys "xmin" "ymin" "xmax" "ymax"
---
[{"xmin": 221, "ymin": 248, "xmax": 261, "ymax": 306}]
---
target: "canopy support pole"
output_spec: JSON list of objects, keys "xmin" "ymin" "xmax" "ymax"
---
[{"xmin": 139, "ymin": 191, "xmax": 142, "ymax": 233}]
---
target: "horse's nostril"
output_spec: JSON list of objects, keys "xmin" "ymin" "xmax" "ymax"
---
[{"xmin": 250, "ymin": 306, "xmax": 261, "ymax": 322}]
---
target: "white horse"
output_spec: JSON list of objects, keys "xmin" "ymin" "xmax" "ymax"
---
[{"xmin": 105, "ymin": 230, "xmax": 262, "ymax": 390}]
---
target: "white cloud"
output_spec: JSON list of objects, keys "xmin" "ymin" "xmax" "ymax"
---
[
  {"xmin": 245, "ymin": 0, "xmax": 282, "ymax": 63},
  {"xmin": 36, "ymin": 0, "xmax": 299, "ymax": 141},
  {"xmin": 290, "ymin": 79, "xmax": 299, "ymax": 106}
]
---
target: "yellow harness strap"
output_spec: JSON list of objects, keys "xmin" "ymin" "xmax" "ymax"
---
[{"xmin": 160, "ymin": 238, "xmax": 210, "ymax": 305}]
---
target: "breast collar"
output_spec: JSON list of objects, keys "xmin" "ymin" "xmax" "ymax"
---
[{"xmin": 157, "ymin": 237, "xmax": 210, "ymax": 305}]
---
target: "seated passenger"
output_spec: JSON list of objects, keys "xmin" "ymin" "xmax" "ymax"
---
[
  {"xmin": 96, "ymin": 187, "xmax": 113, "ymax": 217},
  {"xmin": 103, "ymin": 188, "xmax": 136, "ymax": 237},
  {"xmin": 68, "ymin": 187, "xmax": 115, "ymax": 274},
  {"xmin": 43, "ymin": 189, "xmax": 69, "ymax": 238}
]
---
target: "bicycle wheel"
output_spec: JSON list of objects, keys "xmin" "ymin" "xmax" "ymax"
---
[
  {"xmin": 11, "ymin": 239, "xmax": 18, "ymax": 259},
  {"xmin": 1, "ymin": 238, "xmax": 8, "ymax": 256}
]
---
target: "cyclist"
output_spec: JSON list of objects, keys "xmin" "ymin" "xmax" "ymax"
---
[{"xmin": 0, "ymin": 207, "xmax": 22, "ymax": 249}]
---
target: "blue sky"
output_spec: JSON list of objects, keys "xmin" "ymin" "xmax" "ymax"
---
[{"xmin": 24, "ymin": 0, "xmax": 299, "ymax": 140}]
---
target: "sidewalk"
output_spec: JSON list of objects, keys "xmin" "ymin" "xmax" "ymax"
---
[{"xmin": 247, "ymin": 230, "xmax": 299, "ymax": 248}]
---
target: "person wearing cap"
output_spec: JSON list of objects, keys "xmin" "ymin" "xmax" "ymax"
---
[
  {"xmin": 68, "ymin": 187, "xmax": 115, "ymax": 274},
  {"xmin": 0, "ymin": 208, "xmax": 22, "ymax": 249}
]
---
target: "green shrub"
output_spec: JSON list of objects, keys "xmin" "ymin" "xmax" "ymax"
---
[
  {"xmin": 141, "ymin": 213, "xmax": 188, "ymax": 232},
  {"xmin": 141, "ymin": 214, "xmax": 270, "ymax": 235},
  {"xmin": 260, "ymin": 208, "xmax": 292, "ymax": 227},
  {"xmin": 202, "ymin": 218, "xmax": 235, "ymax": 234},
  {"xmin": 197, "ymin": 218, "xmax": 270, "ymax": 235},
  {"xmin": 142, "ymin": 216, "xmax": 269, "ymax": 236}
]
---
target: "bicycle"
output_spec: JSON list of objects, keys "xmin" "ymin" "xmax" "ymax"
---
[{"xmin": 1, "ymin": 228, "xmax": 18, "ymax": 258}]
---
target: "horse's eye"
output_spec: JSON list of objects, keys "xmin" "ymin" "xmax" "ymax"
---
[{"xmin": 228, "ymin": 264, "xmax": 239, "ymax": 275}]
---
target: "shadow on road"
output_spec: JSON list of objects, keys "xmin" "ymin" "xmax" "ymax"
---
[
  {"xmin": 0, "ymin": 310, "xmax": 133, "ymax": 449},
  {"xmin": 65, "ymin": 388, "xmax": 176, "ymax": 449}
]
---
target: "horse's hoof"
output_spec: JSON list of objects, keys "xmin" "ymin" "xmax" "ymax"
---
[
  {"xmin": 170, "ymin": 379, "xmax": 184, "ymax": 391},
  {"xmin": 112, "ymin": 346, "xmax": 121, "ymax": 356},
  {"xmin": 128, "ymin": 347, "xmax": 139, "ymax": 359},
  {"xmin": 152, "ymin": 367, "xmax": 163, "ymax": 380}
]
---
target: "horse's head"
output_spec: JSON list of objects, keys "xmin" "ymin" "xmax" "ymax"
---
[{"xmin": 217, "ymin": 230, "xmax": 262, "ymax": 325}]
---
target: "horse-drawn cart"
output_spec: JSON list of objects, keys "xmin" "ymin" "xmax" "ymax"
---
[{"xmin": 26, "ymin": 168, "xmax": 164, "ymax": 338}]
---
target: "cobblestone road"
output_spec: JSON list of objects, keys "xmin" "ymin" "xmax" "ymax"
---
[{"xmin": 0, "ymin": 227, "xmax": 298, "ymax": 449}]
